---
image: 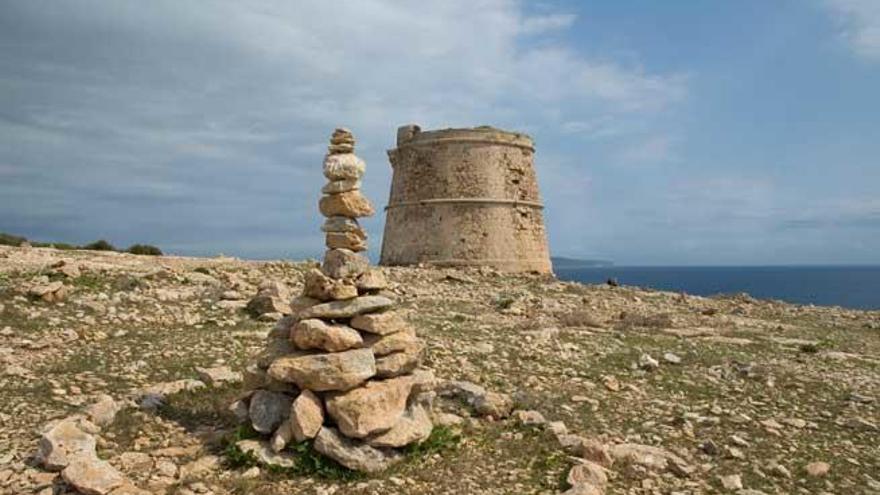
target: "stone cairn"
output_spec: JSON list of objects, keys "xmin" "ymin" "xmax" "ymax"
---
[{"xmin": 232, "ymin": 128, "xmax": 433, "ymax": 473}]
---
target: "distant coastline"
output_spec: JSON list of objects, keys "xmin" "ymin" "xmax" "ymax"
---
[{"xmin": 551, "ymin": 256, "xmax": 614, "ymax": 269}]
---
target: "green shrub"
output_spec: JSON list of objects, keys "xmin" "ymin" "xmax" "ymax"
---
[
  {"xmin": 126, "ymin": 244, "xmax": 163, "ymax": 256},
  {"xmin": 82, "ymin": 239, "xmax": 117, "ymax": 251},
  {"xmin": 0, "ymin": 232, "xmax": 27, "ymax": 247}
]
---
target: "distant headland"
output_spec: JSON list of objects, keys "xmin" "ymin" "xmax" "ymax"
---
[{"xmin": 551, "ymin": 256, "xmax": 614, "ymax": 269}]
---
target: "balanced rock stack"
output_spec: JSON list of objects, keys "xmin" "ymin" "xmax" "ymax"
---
[{"xmin": 234, "ymin": 128, "xmax": 432, "ymax": 473}]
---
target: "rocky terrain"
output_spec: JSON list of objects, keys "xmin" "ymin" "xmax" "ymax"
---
[{"xmin": 0, "ymin": 245, "xmax": 878, "ymax": 494}]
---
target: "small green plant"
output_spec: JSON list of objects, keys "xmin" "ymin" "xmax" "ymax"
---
[
  {"xmin": 126, "ymin": 244, "xmax": 163, "ymax": 256},
  {"xmin": 82, "ymin": 239, "xmax": 117, "ymax": 251},
  {"xmin": 193, "ymin": 267, "xmax": 212, "ymax": 275},
  {"xmin": 799, "ymin": 342, "xmax": 820, "ymax": 354},
  {"xmin": 494, "ymin": 292, "xmax": 517, "ymax": 310},
  {"xmin": 403, "ymin": 425, "xmax": 461, "ymax": 457}
]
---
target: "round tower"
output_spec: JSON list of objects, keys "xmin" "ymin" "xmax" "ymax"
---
[{"xmin": 380, "ymin": 124, "xmax": 552, "ymax": 273}]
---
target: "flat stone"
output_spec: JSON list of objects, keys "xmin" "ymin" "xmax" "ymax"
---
[
  {"xmin": 319, "ymin": 191, "xmax": 375, "ymax": 218},
  {"xmin": 62, "ymin": 458, "xmax": 125, "ymax": 495},
  {"xmin": 313, "ymin": 427, "xmax": 403, "ymax": 473},
  {"xmin": 326, "ymin": 232, "xmax": 367, "ymax": 252},
  {"xmin": 323, "ymin": 153, "xmax": 365, "ymax": 181},
  {"xmin": 367, "ymin": 403, "xmax": 432, "ymax": 448},
  {"xmin": 364, "ymin": 327, "xmax": 417, "ymax": 356},
  {"xmin": 302, "ymin": 268, "xmax": 358, "ymax": 301},
  {"xmin": 325, "ymin": 376, "xmax": 414, "ymax": 438},
  {"xmin": 322, "ymin": 216, "xmax": 363, "ymax": 234},
  {"xmin": 291, "ymin": 318, "xmax": 363, "ymax": 352},
  {"xmin": 297, "ymin": 296, "xmax": 394, "ymax": 320},
  {"xmin": 249, "ymin": 390, "xmax": 293, "ymax": 434},
  {"xmin": 290, "ymin": 389, "xmax": 324, "ymax": 442},
  {"xmin": 375, "ymin": 342, "xmax": 424, "ymax": 378},
  {"xmin": 84, "ymin": 394, "xmax": 120, "ymax": 428},
  {"xmin": 322, "ymin": 249, "xmax": 369, "ymax": 279},
  {"xmin": 350, "ymin": 311, "xmax": 408, "ymax": 335},
  {"xmin": 355, "ymin": 269, "xmax": 388, "ymax": 292},
  {"xmin": 719, "ymin": 473, "xmax": 743, "ymax": 490},
  {"xmin": 322, "ymin": 179, "xmax": 361, "ymax": 194},
  {"xmin": 268, "ymin": 348, "xmax": 376, "ymax": 391},
  {"xmin": 195, "ymin": 366, "xmax": 242, "ymax": 387},
  {"xmin": 37, "ymin": 419, "xmax": 98, "ymax": 471},
  {"xmin": 235, "ymin": 439, "xmax": 296, "ymax": 468}
]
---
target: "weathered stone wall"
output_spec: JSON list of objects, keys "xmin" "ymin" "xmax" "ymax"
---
[{"xmin": 380, "ymin": 125, "xmax": 552, "ymax": 274}]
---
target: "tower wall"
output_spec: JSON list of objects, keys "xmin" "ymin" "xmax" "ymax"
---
[{"xmin": 380, "ymin": 125, "xmax": 552, "ymax": 274}]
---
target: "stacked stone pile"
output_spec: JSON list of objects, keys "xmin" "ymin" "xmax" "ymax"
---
[{"xmin": 233, "ymin": 128, "xmax": 432, "ymax": 473}]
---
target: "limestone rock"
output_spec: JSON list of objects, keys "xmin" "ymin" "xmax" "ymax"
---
[
  {"xmin": 610, "ymin": 443, "xmax": 691, "ymax": 476},
  {"xmin": 367, "ymin": 403, "xmax": 432, "ymax": 448},
  {"xmin": 351, "ymin": 311, "xmax": 408, "ymax": 335},
  {"xmin": 319, "ymin": 191, "xmax": 375, "ymax": 218},
  {"xmin": 246, "ymin": 294, "xmax": 291, "ymax": 317},
  {"xmin": 302, "ymin": 268, "xmax": 358, "ymax": 301},
  {"xmin": 364, "ymin": 327, "xmax": 417, "ymax": 356},
  {"xmin": 62, "ymin": 458, "xmax": 125, "ymax": 495},
  {"xmin": 325, "ymin": 376, "xmax": 414, "ymax": 438},
  {"xmin": 375, "ymin": 342, "xmax": 424, "ymax": 378},
  {"xmin": 355, "ymin": 269, "xmax": 388, "ymax": 292},
  {"xmin": 561, "ymin": 484, "xmax": 603, "ymax": 495},
  {"xmin": 297, "ymin": 296, "xmax": 394, "ymax": 320},
  {"xmin": 37, "ymin": 419, "xmax": 98, "ymax": 471},
  {"xmin": 268, "ymin": 348, "xmax": 375, "ymax": 391},
  {"xmin": 567, "ymin": 461, "xmax": 609, "ymax": 488},
  {"xmin": 235, "ymin": 440, "xmax": 296, "ymax": 468},
  {"xmin": 322, "ymin": 179, "xmax": 360, "ymax": 194},
  {"xmin": 29, "ymin": 281, "xmax": 68, "ymax": 302},
  {"xmin": 84, "ymin": 394, "xmax": 120, "ymax": 428},
  {"xmin": 289, "ymin": 390, "xmax": 324, "ymax": 442},
  {"xmin": 323, "ymin": 153, "xmax": 365, "ymax": 181},
  {"xmin": 322, "ymin": 216, "xmax": 363, "ymax": 234},
  {"xmin": 805, "ymin": 461, "xmax": 830, "ymax": 477},
  {"xmin": 321, "ymin": 249, "xmax": 369, "ymax": 279},
  {"xmin": 326, "ymin": 232, "xmax": 367, "ymax": 252},
  {"xmin": 248, "ymin": 390, "xmax": 293, "ymax": 434},
  {"xmin": 313, "ymin": 427, "xmax": 403, "ymax": 474},
  {"xmin": 291, "ymin": 318, "xmax": 363, "ymax": 352},
  {"xmin": 474, "ymin": 391, "xmax": 513, "ymax": 418},
  {"xmin": 195, "ymin": 366, "xmax": 242, "ymax": 387}
]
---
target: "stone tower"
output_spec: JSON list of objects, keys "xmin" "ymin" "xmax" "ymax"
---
[{"xmin": 380, "ymin": 125, "xmax": 552, "ymax": 273}]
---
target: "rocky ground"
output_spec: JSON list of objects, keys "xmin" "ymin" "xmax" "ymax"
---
[{"xmin": 0, "ymin": 245, "xmax": 878, "ymax": 495}]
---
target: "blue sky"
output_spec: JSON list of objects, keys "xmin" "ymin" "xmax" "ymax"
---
[{"xmin": 1, "ymin": 0, "xmax": 878, "ymax": 265}]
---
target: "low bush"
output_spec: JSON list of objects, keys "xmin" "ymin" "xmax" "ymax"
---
[
  {"xmin": 127, "ymin": 244, "xmax": 163, "ymax": 256},
  {"xmin": 82, "ymin": 239, "xmax": 117, "ymax": 251}
]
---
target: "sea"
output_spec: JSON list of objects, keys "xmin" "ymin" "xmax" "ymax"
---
[{"xmin": 554, "ymin": 265, "xmax": 880, "ymax": 311}]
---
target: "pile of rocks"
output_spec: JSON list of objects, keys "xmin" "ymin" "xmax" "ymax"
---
[{"xmin": 232, "ymin": 128, "xmax": 432, "ymax": 473}]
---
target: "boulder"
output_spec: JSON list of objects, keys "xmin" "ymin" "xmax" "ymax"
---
[
  {"xmin": 268, "ymin": 348, "xmax": 375, "ymax": 391},
  {"xmin": 323, "ymin": 153, "xmax": 365, "ymax": 181},
  {"xmin": 297, "ymin": 296, "xmax": 394, "ymax": 320},
  {"xmin": 325, "ymin": 376, "xmax": 414, "ymax": 438},
  {"xmin": 364, "ymin": 328, "xmax": 417, "ymax": 356},
  {"xmin": 350, "ymin": 311, "xmax": 408, "ymax": 335},
  {"xmin": 313, "ymin": 427, "xmax": 403, "ymax": 474},
  {"xmin": 291, "ymin": 319, "xmax": 363, "ymax": 352},
  {"xmin": 322, "ymin": 179, "xmax": 361, "ymax": 194},
  {"xmin": 37, "ymin": 419, "xmax": 98, "ymax": 471},
  {"xmin": 367, "ymin": 403, "xmax": 432, "ymax": 448},
  {"xmin": 567, "ymin": 460, "xmax": 609, "ymax": 488},
  {"xmin": 326, "ymin": 232, "xmax": 367, "ymax": 252},
  {"xmin": 289, "ymin": 390, "xmax": 324, "ymax": 442},
  {"xmin": 302, "ymin": 268, "xmax": 358, "ymax": 301},
  {"xmin": 62, "ymin": 458, "xmax": 125, "ymax": 495},
  {"xmin": 321, "ymin": 249, "xmax": 369, "ymax": 279},
  {"xmin": 248, "ymin": 390, "xmax": 293, "ymax": 434},
  {"xmin": 319, "ymin": 191, "xmax": 375, "ymax": 218}
]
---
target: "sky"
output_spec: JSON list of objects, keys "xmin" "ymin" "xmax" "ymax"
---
[{"xmin": 1, "ymin": 0, "xmax": 878, "ymax": 265}]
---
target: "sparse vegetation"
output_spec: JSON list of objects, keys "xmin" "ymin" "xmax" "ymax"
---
[{"xmin": 127, "ymin": 244, "xmax": 163, "ymax": 256}]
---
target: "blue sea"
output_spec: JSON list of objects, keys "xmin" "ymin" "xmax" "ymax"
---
[{"xmin": 554, "ymin": 266, "xmax": 880, "ymax": 310}]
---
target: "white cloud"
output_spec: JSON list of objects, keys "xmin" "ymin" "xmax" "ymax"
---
[
  {"xmin": 825, "ymin": 0, "xmax": 880, "ymax": 60},
  {"xmin": 519, "ymin": 13, "xmax": 577, "ymax": 35}
]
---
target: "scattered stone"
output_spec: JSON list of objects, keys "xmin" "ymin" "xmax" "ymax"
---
[
  {"xmin": 313, "ymin": 427, "xmax": 402, "ymax": 474},
  {"xmin": 805, "ymin": 461, "xmax": 830, "ymax": 477},
  {"xmin": 567, "ymin": 460, "xmax": 608, "ymax": 488},
  {"xmin": 474, "ymin": 391, "xmax": 514, "ymax": 418},
  {"xmin": 513, "ymin": 409, "xmax": 546, "ymax": 426},
  {"xmin": 718, "ymin": 473, "xmax": 743, "ymax": 490},
  {"xmin": 662, "ymin": 352, "xmax": 682, "ymax": 364},
  {"xmin": 195, "ymin": 366, "xmax": 242, "ymax": 387},
  {"xmin": 610, "ymin": 443, "xmax": 691, "ymax": 476},
  {"xmin": 235, "ymin": 440, "xmax": 296, "ymax": 468},
  {"xmin": 638, "ymin": 353, "xmax": 660, "ymax": 371},
  {"xmin": 84, "ymin": 394, "xmax": 120, "ymax": 428},
  {"xmin": 62, "ymin": 458, "xmax": 125, "ymax": 495},
  {"xmin": 37, "ymin": 419, "xmax": 98, "ymax": 471}
]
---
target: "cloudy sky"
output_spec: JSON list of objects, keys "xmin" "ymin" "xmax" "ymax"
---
[{"xmin": 1, "ymin": 0, "xmax": 878, "ymax": 265}]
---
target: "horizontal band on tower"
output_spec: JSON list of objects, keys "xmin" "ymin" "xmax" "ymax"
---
[
  {"xmin": 385, "ymin": 198, "xmax": 544, "ymax": 210},
  {"xmin": 396, "ymin": 137, "xmax": 535, "ymax": 152}
]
